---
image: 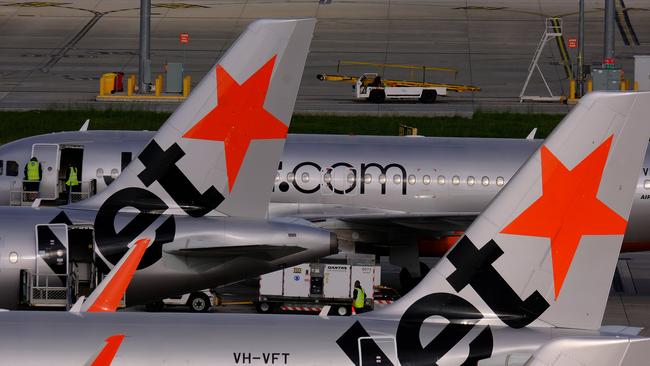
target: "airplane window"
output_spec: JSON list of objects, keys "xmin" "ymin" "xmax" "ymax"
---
[
  {"xmin": 347, "ymin": 173, "xmax": 356, "ymax": 183},
  {"xmin": 323, "ymin": 173, "xmax": 332, "ymax": 183},
  {"xmin": 467, "ymin": 176, "xmax": 475, "ymax": 186},
  {"xmin": 408, "ymin": 175, "xmax": 416, "ymax": 185},
  {"xmin": 96, "ymin": 168, "xmax": 104, "ymax": 178},
  {"xmin": 301, "ymin": 172, "xmax": 310, "ymax": 183},
  {"xmin": 275, "ymin": 173, "xmax": 280, "ymax": 183},
  {"xmin": 496, "ymin": 176, "xmax": 505, "ymax": 186},
  {"xmin": 8, "ymin": 252, "xmax": 18, "ymax": 264},
  {"xmin": 287, "ymin": 172, "xmax": 295, "ymax": 182},
  {"xmin": 0, "ymin": 160, "xmax": 3, "ymax": 175},
  {"xmin": 393, "ymin": 175, "xmax": 402, "ymax": 184},
  {"xmin": 6, "ymin": 161, "xmax": 18, "ymax": 177},
  {"xmin": 364, "ymin": 174, "xmax": 372, "ymax": 184},
  {"xmin": 111, "ymin": 169, "xmax": 119, "ymax": 179},
  {"xmin": 379, "ymin": 174, "xmax": 387, "ymax": 184},
  {"xmin": 437, "ymin": 175, "xmax": 445, "ymax": 185},
  {"xmin": 482, "ymin": 176, "xmax": 490, "ymax": 186},
  {"xmin": 452, "ymin": 175, "xmax": 460, "ymax": 185},
  {"xmin": 645, "ymin": 179, "xmax": 650, "ymax": 190},
  {"xmin": 422, "ymin": 175, "xmax": 431, "ymax": 185}
]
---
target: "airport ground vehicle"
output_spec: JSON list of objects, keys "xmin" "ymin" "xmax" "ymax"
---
[
  {"xmin": 2, "ymin": 92, "xmax": 650, "ymax": 365},
  {"xmin": 355, "ymin": 73, "xmax": 445, "ymax": 103},
  {"xmin": 144, "ymin": 289, "xmax": 217, "ymax": 313},
  {"xmin": 257, "ymin": 261, "xmax": 380, "ymax": 316}
]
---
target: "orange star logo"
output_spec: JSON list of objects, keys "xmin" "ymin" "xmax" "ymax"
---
[
  {"xmin": 183, "ymin": 55, "xmax": 288, "ymax": 191},
  {"xmin": 501, "ymin": 136, "xmax": 627, "ymax": 300}
]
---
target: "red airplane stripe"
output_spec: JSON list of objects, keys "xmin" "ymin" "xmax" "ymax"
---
[{"xmin": 91, "ymin": 334, "xmax": 125, "ymax": 366}]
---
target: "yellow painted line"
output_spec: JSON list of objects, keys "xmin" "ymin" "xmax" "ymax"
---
[{"xmin": 220, "ymin": 301, "xmax": 253, "ymax": 306}]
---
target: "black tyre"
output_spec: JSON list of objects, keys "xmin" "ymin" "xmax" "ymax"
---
[
  {"xmin": 145, "ymin": 300, "xmax": 165, "ymax": 312},
  {"xmin": 256, "ymin": 301, "xmax": 273, "ymax": 313},
  {"xmin": 419, "ymin": 90, "xmax": 437, "ymax": 103},
  {"xmin": 368, "ymin": 89, "xmax": 386, "ymax": 103},
  {"xmin": 187, "ymin": 293, "xmax": 211, "ymax": 313}
]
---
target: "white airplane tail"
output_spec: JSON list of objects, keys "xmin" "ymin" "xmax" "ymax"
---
[
  {"xmin": 71, "ymin": 19, "xmax": 315, "ymax": 218},
  {"xmin": 377, "ymin": 92, "xmax": 650, "ymax": 331}
]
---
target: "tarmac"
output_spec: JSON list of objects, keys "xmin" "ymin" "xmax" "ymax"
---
[
  {"xmin": 0, "ymin": 0, "xmax": 649, "ymax": 115},
  {"xmin": 2, "ymin": 0, "xmax": 650, "ymax": 334}
]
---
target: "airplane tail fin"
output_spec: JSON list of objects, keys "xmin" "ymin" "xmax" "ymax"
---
[
  {"xmin": 71, "ymin": 19, "xmax": 315, "ymax": 218},
  {"xmin": 378, "ymin": 92, "xmax": 650, "ymax": 331},
  {"xmin": 72, "ymin": 238, "xmax": 150, "ymax": 313}
]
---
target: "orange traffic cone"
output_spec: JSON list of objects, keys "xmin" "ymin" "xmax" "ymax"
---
[{"xmin": 351, "ymin": 306, "xmax": 356, "ymax": 315}]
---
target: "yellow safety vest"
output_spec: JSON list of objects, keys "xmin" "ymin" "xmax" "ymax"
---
[
  {"xmin": 26, "ymin": 161, "xmax": 40, "ymax": 181},
  {"xmin": 354, "ymin": 286, "xmax": 365, "ymax": 309},
  {"xmin": 66, "ymin": 167, "xmax": 79, "ymax": 186}
]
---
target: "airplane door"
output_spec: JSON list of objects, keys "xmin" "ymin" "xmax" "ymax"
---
[
  {"xmin": 35, "ymin": 224, "xmax": 68, "ymax": 276},
  {"xmin": 357, "ymin": 336, "xmax": 399, "ymax": 366},
  {"xmin": 31, "ymin": 143, "xmax": 60, "ymax": 200}
]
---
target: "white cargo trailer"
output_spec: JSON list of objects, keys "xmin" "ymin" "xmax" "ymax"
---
[{"xmin": 258, "ymin": 262, "xmax": 380, "ymax": 316}]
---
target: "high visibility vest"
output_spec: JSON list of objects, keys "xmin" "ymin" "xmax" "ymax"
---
[
  {"xmin": 354, "ymin": 286, "xmax": 365, "ymax": 309},
  {"xmin": 26, "ymin": 161, "xmax": 40, "ymax": 181},
  {"xmin": 66, "ymin": 167, "xmax": 79, "ymax": 186}
]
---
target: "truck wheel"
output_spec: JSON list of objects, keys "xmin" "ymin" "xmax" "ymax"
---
[
  {"xmin": 368, "ymin": 89, "xmax": 386, "ymax": 103},
  {"xmin": 145, "ymin": 300, "xmax": 164, "ymax": 312},
  {"xmin": 420, "ymin": 90, "xmax": 437, "ymax": 103},
  {"xmin": 336, "ymin": 305, "xmax": 348, "ymax": 316},
  {"xmin": 256, "ymin": 302, "xmax": 273, "ymax": 313},
  {"xmin": 187, "ymin": 293, "xmax": 211, "ymax": 313}
]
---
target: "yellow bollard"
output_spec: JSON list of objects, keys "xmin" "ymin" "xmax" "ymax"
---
[
  {"xmin": 587, "ymin": 79, "xmax": 593, "ymax": 93},
  {"xmin": 569, "ymin": 79, "xmax": 576, "ymax": 100},
  {"xmin": 155, "ymin": 75, "xmax": 163, "ymax": 97},
  {"xmin": 127, "ymin": 75, "xmax": 135, "ymax": 96},
  {"xmin": 183, "ymin": 75, "xmax": 191, "ymax": 97},
  {"xmin": 620, "ymin": 79, "xmax": 627, "ymax": 91},
  {"xmin": 634, "ymin": 81, "xmax": 639, "ymax": 91}
]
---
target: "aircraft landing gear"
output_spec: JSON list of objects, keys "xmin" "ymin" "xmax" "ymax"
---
[{"xmin": 145, "ymin": 300, "xmax": 165, "ymax": 312}]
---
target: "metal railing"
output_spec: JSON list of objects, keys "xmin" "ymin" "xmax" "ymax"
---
[
  {"xmin": 9, "ymin": 180, "xmax": 96, "ymax": 206},
  {"xmin": 22, "ymin": 271, "xmax": 78, "ymax": 307}
]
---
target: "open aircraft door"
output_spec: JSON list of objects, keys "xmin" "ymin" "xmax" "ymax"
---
[
  {"xmin": 35, "ymin": 224, "xmax": 68, "ymax": 277},
  {"xmin": 31, "ymin": 143, "xmax": 60, "ymax": 200}
]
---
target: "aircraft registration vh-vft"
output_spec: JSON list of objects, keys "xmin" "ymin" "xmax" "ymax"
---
[
  {"xmin": 1, "ymin": 92, "xmax": 649, "ymax": 365},
  {"xmin": 0, "ymin": 18, "xmax": 338, "ymax": 310}
]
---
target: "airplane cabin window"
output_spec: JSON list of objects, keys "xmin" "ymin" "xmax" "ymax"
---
[
  {"xmin": 422, "ymin": 175, "xmax": 431, "ymax": 185},
  {"xmin": 96, "ymin": 168, "xmax": 104, "ymax": 178},
  {"xmin": 645, "ymin": 179, "xmax": 650, "ymax": 190},
  {"xmin": 6, "ymin": 161, "xmax": 18, "ymax": 177},
  {"xmin": 378, "ymin": 174, "xmax": 387, "ymax": 184},
  {"xmin": 0, "ymin": 160, "xmax": 3, "ymax": 175},
  {"xmin": 393, "ymin": 175, "xmax": 402, "ymax": 184},
  {"xmin": 323, "ymin": 173, "xmax": 332, "ymax": 183},
  {"xmin": 347, "ymin": 173, "xmax": 355, "ymax": 183},
  {"xmin": 363, "ymin": 174, "xmax": 372, "ymax": 184},
  {"xmin": 437, "ymin": 175, "xmax": 445, "ymax": 185},
  {"xmin": 407, "ymin": 175, "xmax": 416, "ymax": 185},
  {"xmin": 467, "ymin": 176, "xmax": 475, "ymax": 186},
  {"xmin": 287, "ymin": 172, "xmax": 295, "ymax": 182},
  {"xmin": 452, "ymin": 175, "xmax": 460, "ymax": 185},
  {"xmin": 482, "ymin": 176, "xmax": 490, "ymax": 186},
  {"xmin": 496, "ymin": 176, "xmax": 505, "ymax": 186},
  {"xmin": 301, "ymin": 172, "xmax": 310, "ymax": 183}
]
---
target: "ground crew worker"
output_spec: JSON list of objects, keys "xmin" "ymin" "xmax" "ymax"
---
[
  {"xmin": 353, "ymin": 280, "xmax": 366, "ymax": 314},
  {"xmin": 23, "ymin": 157, "xmax": 42, "ymax": 200},
  {"xmin": 65, "ymin": 163, "xmax": 80, "ymax": 203}
]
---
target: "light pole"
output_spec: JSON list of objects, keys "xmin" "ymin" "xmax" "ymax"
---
[{"xmin": 138, "ymin": 0, "xmax": 151, "ymax": 93}]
